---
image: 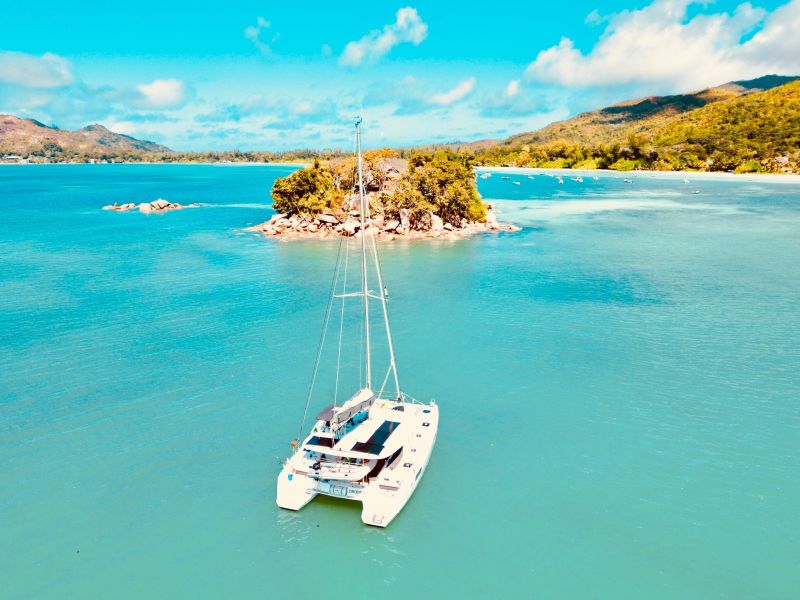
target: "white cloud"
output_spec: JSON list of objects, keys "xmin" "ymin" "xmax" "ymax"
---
[
  {"xmin": 740, "ymin": 0, "xmax": 800, "ymax": 69},
  {"xmin": 585, "ymin": 8, "xmax": 604, "ymax": 25},
  {"xmin": 107, "ymin": 121, "xmax": 137, "ymax": 135},
  {"xmin": 504, "ymin": 79, "xmax": 520, "ymax": 97},
  {"xmin": 525, "ymin": 0, "xmax": 800, "ymax": 92},
  {"xmin": 429, "ymin": 77, "xmax": 476, "ymax": 106},
  {"xmin": 135, "ymin": 79, "xmax": 186, "ymax": 109},
  {"xmin": 244, "ymin": 16, "xmax": 273, "ymax": 55},
  {"xmin": 0, "ymin": 51, "xmax": 74, "ymax": 88},
  {"xmin": 480, "ymin": 80, "xmax": 557, "ymax": 118},
  {"xmin": 340, "ymin": 7, "xmax": 428, "ymax": 66}
]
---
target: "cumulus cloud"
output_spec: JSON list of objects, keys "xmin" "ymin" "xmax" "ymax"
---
[
  {"xmin": 134, "ymin": 79, "xmax": 186, "ymax": 109},
  {"xmin": 429, "ymin": 77, "xmax": 476, "ymax": 106},
  {"xmin": 479, "ymin": 80, "xmax": 557, "ymax": 118},
  {"xmin": 0, "ymin": 51, "xmax": 74, "ymax": 88},
  {"xmin": 195, "ymin": 95, "xmax": 341, "ymax": 130},
  {"xmin": 741, "ymin": 0, "xmax": 800, "ymax": 68},
  {"xmin": 340, "ymin": 7, "xmax": 428, "ymax": 66},
  {"xmin": 244, "ymin": 16, "xmax": 273, "ymax": 55},
  {"xmin": 107, "ymin": 121, "xmax": 137, "ymax": 135},
  {"xmin": 504, "ymin": 80, "xmax": 520, "ymax": 97},
  {"xmin": 525, "ymin": 0, "xmax": 800, "ymax": 92}
]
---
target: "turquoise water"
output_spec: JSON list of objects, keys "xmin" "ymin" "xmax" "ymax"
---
[{"xmin": 1, "ymin": 165, "xmax": 799, "ymax": 598}]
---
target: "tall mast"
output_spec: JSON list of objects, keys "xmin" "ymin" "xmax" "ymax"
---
[{"xmin": 355, "ymin": 117, "xmax": 372, "ymax": 390}]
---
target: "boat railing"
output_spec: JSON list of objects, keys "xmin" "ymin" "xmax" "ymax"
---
[{"xmin": 374, "ymin": 390, "xmax": 427, "ymax": 405}]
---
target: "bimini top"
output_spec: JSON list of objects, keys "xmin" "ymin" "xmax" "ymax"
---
[{"xmin": 316, "ymin": 388, "xmax": 375, "ymax": 428}]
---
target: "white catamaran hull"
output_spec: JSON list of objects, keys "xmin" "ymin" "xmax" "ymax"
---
[{"xmin": 277, "ymin": 399, "xmax": 438, "ymax": 527}]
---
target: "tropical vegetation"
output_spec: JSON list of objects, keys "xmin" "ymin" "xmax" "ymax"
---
[
  {"xmin": 271, "ymin": 159, "xmax": 342, "ymax": 215},
  {"xmin": 471, "ymin": 78, "xmax": 800, "ymax": 173},
  {"xmin": 381, "ymin": 150, "xmax": 485, "ymax": 224},
  {"xmin": 268, "ymin": 149, "xmax": 486, "ymax": 224}
]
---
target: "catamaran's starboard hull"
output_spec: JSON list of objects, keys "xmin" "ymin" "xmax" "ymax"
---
[{"xmin": 277, "ymin": 399, "xmax": 438, "ymax": 527}]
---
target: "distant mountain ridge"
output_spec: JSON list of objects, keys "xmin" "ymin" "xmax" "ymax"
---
[
  {"xmin": 471, "ymin": 75, "xmax": 800, "ymax": 173},
  {"xmin": 498, "ymin": 75, "xmax": 799, "ymax": 148},
  {"xmin": 2, "ymin": 74, "xmax": 797, "ymax": 172},
  {"xmin": 0, "ymin": 115, "xmax": 171, "ymax": 157}
]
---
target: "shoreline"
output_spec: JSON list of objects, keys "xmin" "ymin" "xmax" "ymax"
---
[
  {"xmin": 0, "ymin": 161, "xmax": 310, "ymax": 167},
  {"xmin": 476, "ymin": 165, "xmax": 800, "ymax": 184},
  {"xmin": 4, "ymin": 162, "xmax": 798, "ymax": 182},
  {"xmin": 245, "ymin": 204, "xmax": 520, "ymax": 242}
]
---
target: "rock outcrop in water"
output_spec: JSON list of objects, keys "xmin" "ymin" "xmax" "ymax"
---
[
  {"xmin": 101, "ymin": 202, "xmax": 137, "ymax": 212},
  {"xmin": 101, "ymin": 199, "xmax": 200, "ymax": 213},
  {"xmin": 246, "ymin": 201, "xmax": 519, "ymax": 241},
  {"xmin": 248, "ymin": 151, "xmax": 520, "ymax": 241}
]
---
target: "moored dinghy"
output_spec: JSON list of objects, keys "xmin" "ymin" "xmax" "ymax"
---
[{"xmin": 276, "ymin": 118, "xmax": 439, "ymax": 527}]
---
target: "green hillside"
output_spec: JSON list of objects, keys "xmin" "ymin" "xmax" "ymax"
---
[
  {"xmin": 651, "ymin": 79, "xmax": 800, "ymax": 172},
  {"xmin": 474, "ymin": 75, "xmax": 800, "ymax": 173}
]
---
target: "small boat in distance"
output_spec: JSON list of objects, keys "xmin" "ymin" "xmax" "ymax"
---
[
  {"xmin": 276, "ymin": 118, "xmax": 439, "ymax": 528},
  {"xmin": 501, "ymin": 175, "xmax": 510, "ymax": 180},
  {"xmin": 571, "ymin": 176, "xmax": 583, "ymax": 183},
  {"xmin": 624, "ymin": 178, "xmax": 633, "ymax": 184},
  {"xmin": 479, "ymin": 172, "xmax": 492, "ymax": 179},
  {"xmin": 557, "ymin": 176, "xmax": 564, "ymax": 184},
  {"xmin": 513, "ymin": 181, "xmax": 521, "ymax": 186}
]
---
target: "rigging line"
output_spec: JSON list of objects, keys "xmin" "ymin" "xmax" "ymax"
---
[
  {"xmin": 333, "ymin": 229, "xmax": 350, "ymax": 406},
  {"xmin": 358, "ymin": 308, "xmax": 366, "ymax": 388},
  {"xmin": 378, "ymin": 364, "xmax": 392, "ymax": 399},
  {"xmin": 367, "ymin": 209, "xmax": 401, "ymax": 399},
  {"xmin": 359, "ymin": 148, "xmax": 400, "ymax": 399},
  {"xmin": 297, "ymin": 236, "xmax": 345, "ymax": 445}
]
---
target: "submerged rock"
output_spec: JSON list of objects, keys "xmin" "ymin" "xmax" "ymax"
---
[
  {"xmin": 102, "ymin": 202, "xmax": 137, "ymax": 212},
  {"xmin": 102, "ymin": 199, "xmax": 201, "ymax": 214}
]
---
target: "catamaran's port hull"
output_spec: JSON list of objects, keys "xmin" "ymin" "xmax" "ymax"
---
[{"xmin": 276, "ymin": 471, "xmax": 317, "ymax": 510}]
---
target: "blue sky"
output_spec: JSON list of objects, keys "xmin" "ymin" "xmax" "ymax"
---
[{"xmin": 1, "ymin": 0, "xmax": 798, "ymax": 150}]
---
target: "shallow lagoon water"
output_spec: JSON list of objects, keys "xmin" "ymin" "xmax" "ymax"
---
[{"xmin": 1, "ymin": 165, "xmax": 799, "ymax": 598}]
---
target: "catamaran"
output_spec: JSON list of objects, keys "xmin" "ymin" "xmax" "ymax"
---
[{"xmin": 276, "ymin": 118, "xmax": 439, "ymax": 527}]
